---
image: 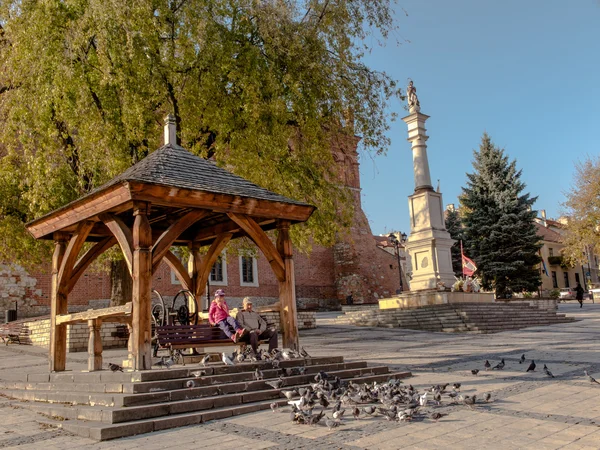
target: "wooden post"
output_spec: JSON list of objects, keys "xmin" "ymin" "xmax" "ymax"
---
[
  {"xmin": 276, "ymin": 220, "xmax": 299, "ymax": 350},
  {"xmin": 188, "ymin": 243, "xmax": 203, "ymax": 310},
  {"xmin": 132, "ymin": 202, "xmax": 153, "ymax": 370},
  {"xmin": 87, "ymin": 319, "xmax": 102, "ymax": 371},
  {"xmin": 50, "ymin": 232, "xmax": 68, "ymax": 372}
]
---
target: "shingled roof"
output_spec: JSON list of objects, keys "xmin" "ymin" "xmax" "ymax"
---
[{"xmin": 90, "ymin": 143, "xmax": 308, "ymax": 207}]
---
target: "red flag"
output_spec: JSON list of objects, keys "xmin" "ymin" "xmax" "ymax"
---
[{"xmin": 461, "ymin": 241, "xmax": 478, "ymax": 277}]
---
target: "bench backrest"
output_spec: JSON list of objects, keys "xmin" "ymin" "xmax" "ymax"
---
[{"xmin": 156, "ymin": 324, "xmax": 229, "ymax": 343}]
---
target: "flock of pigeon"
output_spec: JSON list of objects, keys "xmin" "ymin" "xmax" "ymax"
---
[{"xmin": 105, "ymin": 349, "xmax": 600, "ymax": 430}]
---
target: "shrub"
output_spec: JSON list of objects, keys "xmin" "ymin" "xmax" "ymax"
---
[{"xmin": 549, "ymin": 289, "xmax": 560, "ymax": 299}]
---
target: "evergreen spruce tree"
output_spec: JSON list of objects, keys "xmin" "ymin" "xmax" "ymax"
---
[
  {"xmin": 444, "ymin": 206, "xmax": 464, "ymax": 277},
  {"xmin": 460, "ymin": 133, "xmax": 541, "ymax": 298}
]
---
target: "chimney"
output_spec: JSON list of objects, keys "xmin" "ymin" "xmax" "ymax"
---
[
  {"xmin": 541, "ymin": 209, "xmax": 547, "ymax": 227},
  {"xmin": 164, "ymin": 114, "xmax": 177, "ymax": 146}
]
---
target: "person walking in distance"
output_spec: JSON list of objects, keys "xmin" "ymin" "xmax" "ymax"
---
[{"xmin": 575, "ymin": 282, "xmax": 585, "ymax": 308}]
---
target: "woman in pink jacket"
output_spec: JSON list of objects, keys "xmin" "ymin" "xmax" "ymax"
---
[{"xmin": 208, "ymin": 289, "xmax": 246, "ymax": 343}]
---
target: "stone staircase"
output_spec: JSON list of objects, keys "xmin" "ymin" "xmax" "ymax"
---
[
  {"xmin": 333, "ymin": 302, "xmax": 576, "ymax": 333},
  {"xmin": 0, "ymin": 356, "xmax": 411, "ymax": 441}
]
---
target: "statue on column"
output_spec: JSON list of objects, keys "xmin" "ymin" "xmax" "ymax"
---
[{"xmin": 407, "ymin": 80, "xmax": 420, "ymax": 112}]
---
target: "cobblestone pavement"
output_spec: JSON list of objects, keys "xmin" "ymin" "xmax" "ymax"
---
[{"xmin": 1, "ymin": 303, "xmax": 600, "ymax": 449}]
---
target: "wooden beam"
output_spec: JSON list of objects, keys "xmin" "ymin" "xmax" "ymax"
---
[
  {"xmin": 131, "ymin": 202, "xmax": 153, "ymax": 370},
  {"xmin": 50, "ymin": 232, "xmax": 68, "ymax": 372},
  {"xmin": 195, "ymin": 233, "xmax": 233, "ymax": 298},
  {"xmin": 228, "ymin": 213, "xmax": 285, "ymax": 282},
  {"xmin": 26, "ymin": 183, "xmax": 132, "ymax": 239},
  {"xmin": 88, "ymin": 319, "xmax": 103, "ymax": 371},
  {"xmin": 67, "ymin": 236, "xmax": 117, "ymax": 293},
  {"xmin": 100, "ymin": 213, "xmax": 134, "ymax": 275},
  {"xmin": 151, "ymin": 209, "xmax": 209, "ymax": 273},
  {"xmin": 57, "ymin": 221, "xmax": 95, "ymax": 298},
  {"xmin": 188, "ymin": 243, "xmax": 202, "ymax": 308},
  {"xmin": 128, "ymin": 182, "xmax": 315, "ymax": 222},
  {"xmin": 276, "ymin": 220, "xmax": 299, "ymax": 350},
  {"xmin": 55, "ymin": 303, "xmax": 133, "ymax": 326},
  {"xmin": 192, "ymin": 217, "xmax": 276, "ymax": 243},
  {"xmin": 163, "ymin": 250, "xmax": 192, "ymax": 291}
]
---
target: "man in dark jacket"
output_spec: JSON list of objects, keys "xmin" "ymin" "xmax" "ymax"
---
[
  {"xmin": 576, "ymin": 283, "xmax": 585, "ymax": 308},
  {"xmin": 236, "ymin": 297, "xmax": 278, "ymax": 355}
]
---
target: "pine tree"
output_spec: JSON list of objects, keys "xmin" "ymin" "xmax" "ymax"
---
[
  {"xmin": 460, "ymin": 133, "xmax": 541, "ymax": 298},
  {"xmin": 444, "ymin": 206, "xmax": 463, "ymax": 277}
]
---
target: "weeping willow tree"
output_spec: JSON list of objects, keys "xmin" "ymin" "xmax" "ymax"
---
[{"xmin": 0, "ymin": 0, "xmax": 403, "ymax": 302}]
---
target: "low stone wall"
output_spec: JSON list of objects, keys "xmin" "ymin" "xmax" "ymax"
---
[
  {"xmin": 496, "ymin": 298, "xmax": 558, "ymax": 312},
  {"xmin": 379, "ymin": 291, "xmax": 495, "ymax": 309},
  {"xmin": 18, "ymin": 318, "xmax": 129, "ymax": 352}
]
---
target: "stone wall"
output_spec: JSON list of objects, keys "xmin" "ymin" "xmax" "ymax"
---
[
  {"xmin": 18, "ymin": 318, "xmax": 129, "ymax": 352},
  {"xmin": 496, "ymin": 298, "xmax": 558, "ymax": 312}
]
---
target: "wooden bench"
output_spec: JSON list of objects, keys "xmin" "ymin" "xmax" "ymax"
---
[
  {"xmin": 0, "ymin": 322, "xmax": 26, "ymax": 345},
  {"xmin": 154, "ymin": 323, "xmax": 271, "ymax": 362}
]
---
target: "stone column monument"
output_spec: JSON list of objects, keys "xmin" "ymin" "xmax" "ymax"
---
[{"xmin": 401, "ymin": 81, "xmax": 456, "ymax": 291}]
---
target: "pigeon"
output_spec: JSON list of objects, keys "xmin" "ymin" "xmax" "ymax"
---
[
  {"xmin": 492, "ymin": 359, "xmax": 505, "ymax": 370},
  {"xmin": 221, "ymin": 352, "xmax": 235, "ymax": 366},
  {"xmin": 543, "ymin": 364, "xmax": 555, "ymax": 378},
  {"xmin": 154, "ymin": 356, "xmax": 169, "ymax": 368},
  {"xmin": 483, "ymin": 392, "xmax": 492, "ymax": 402},
  {"xmin": 463, "ymin": 395, "xmax": 477, "ymax": 408},
  {"xmin": 453, "ymin": 383, "xmax": 461, "ymax": 391},
  {"xmin": 281, "ymin": 390, "xmax": 297, "ymax": 400},
  {"xmin": 186, "ymin": 380, "xmax": 195, "ymax": 388},
  {"xmin": 270, "ymin": 402, "xmax": 279, "ymax": 413},
  {"xmin": 363, "ymin": 406, "xmax": 376, "ymax": 416},
  {"xmin": 431, "ymin": 412, "xmax": 446, "ymax": 422},
  {"xmin": 484, "ymin": 360, "xmax": 491, "ymax": 370},
  {"xmin": 254, "ymin": 368, "xmax": 264, "ymax": 381},
  {"xmin": 325, "ymin": 418, "xmax": 339, "ymax": 430},
  {"xmin": 526, "ymin": 360, "xmax": 536, "ymax": 372},
  {"xmin": 235, "ymin": 352, "xmax": 245, "ymax": 363},
  {"xmin": 265, "ymin": 378, "xmax": 285, "ymax": 389},
  {"xmin": 584, "ymin": 370, "xmax": 600, "ymax": 385},
  {"xmin": 352, "ymin": 406, "xmax": 360, "ymax": 420},
  {"xmin": 200, "ymin": 354, "xmax": 210, "ymax": 367},
  {"xmin": 519, "ymin": 354, "xmax": 526, "ymax": 364},
  {"xmin": 108, "ymin": 363, "xmax": 124, "ymax": 372},
  {"xmin": 419, "ymin": 392, "xmax": 428, "ymax": 407},
  {"xmin": 300, "ymin": 346, "xmax": 311, "ymax": 358},
  {"xmin": 191, "ymin": 370, "xmax": 206, "ymax": 378},
  {"xmin": 471, "ymin": 369, "xmax": 479, "ymax": 376},
  {"xmin": 332, "ymin": 409, "xmax": 345, "ymax": 420}
]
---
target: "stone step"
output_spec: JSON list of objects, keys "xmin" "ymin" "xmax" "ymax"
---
[
  {"xmin": 27, "ymin": 370, "xmax": 412, "ymax": 441},
  {"xmin": 6, "ymin": 364, "xmax": 390, "ymax": 412},
  {"xmin": 0, "ymin": 360, "xmax": 366, "ymax": 395}
]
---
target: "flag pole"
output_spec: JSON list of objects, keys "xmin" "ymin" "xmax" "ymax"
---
[{"xmin": 460, "ymin": 240, "xmax": 465, "ymax": 278}]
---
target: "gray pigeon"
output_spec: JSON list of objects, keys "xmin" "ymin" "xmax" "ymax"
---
[
  {"xmin": 254, "ymin": 368, "xmax": 264, "ymax": 381},
  {"xmin": 431, "ymin": 412, "xmax": 446, "ymax": 422},
  {"xmin": 325, "ymin": 418, "xmax": 339, "ymax": 430},
  {"xmin": 265, "ymin": 378, "xmax": 285, "ymax": 389},
  {"xmin": 186, "ymin": 380, "xmax": 195, "ymax": 388},
  {"xmin": 484, "ymin": 392, "xmax": 491, "ymax": 402},
  {"xmin": 200, "ymin": 354, "xmax": 210, "ymax": 367},
  {"xmin": 191, "ymin": 370, "xmax": 206, "ymax": 378},
  {"xmin": 526, "ymin": 360, "xmax": 536, "ymax": 372},
  {"xmin": 270, "ymin": 402, "xmax": 278, "ymax": 413},
  {"xmin": 108, "ymin": 362, "xmax": 124, "ymax": 372},
  {"xmin": 519, "ymin": 354, "xmax": 525, "ymax": 364},
  {"xmin": 543, "ymin": 364, "xmax": 555, "ymax": 378},
  {"xmin": 584, "ymin": 370, "xmax": 600, "ymax": 385},
  {"xmin": 281, "ymin": 390, "xmax": 296, "ymax": 400},
  {"xmin": 492, "ymin": 359, "xmax": 505, "ymax": 370},
  {"xmin": 221, "ymin": 352, "xmax": 235, "ymax": 366}
]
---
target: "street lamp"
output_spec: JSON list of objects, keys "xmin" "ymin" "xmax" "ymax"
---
[{"xmin": 389, "ymin": 232, "xmax": 408, "ymax": 294}]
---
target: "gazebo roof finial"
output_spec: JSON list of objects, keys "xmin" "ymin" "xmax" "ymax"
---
[{"xmin": 164, "ymin": 114, "xmax": 177, "ymax": 146}]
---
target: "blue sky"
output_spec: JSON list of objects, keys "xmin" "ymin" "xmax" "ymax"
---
[{"xmin": 359, "ymin": 0, "xmax": 600, "ymax": 236}]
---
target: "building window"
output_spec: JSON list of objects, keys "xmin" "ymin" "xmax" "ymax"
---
[
  {"xmin": 563, "ymin": 272, "xmax": 569, "ymax": 288},
  {"xmin": 548, "ymin": 248, "xmax": 554, "ymax": 257},
  {"xmin": 239, "ymin": 256, "xmax": 259, "ymax": 287},
  {"xmin": 551, "ymin": 271, "xmax": 558, "ymax": 288},
  {"xmin": 209, "ymin": 255, "xmax": 227, "ymax": 286},
  {"xmin": 575, "ymin": 273, "xmax": 580, "ymax": 285}
]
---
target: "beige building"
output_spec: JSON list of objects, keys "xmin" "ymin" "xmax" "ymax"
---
[{"xmin": 535, "ymin": 211, "xmax": 599, "ymax": 294}]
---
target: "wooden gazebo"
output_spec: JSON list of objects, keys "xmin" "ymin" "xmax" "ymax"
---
[{"xmin": 26, "ymin": 116, "xmax": 315, "ymax": 372}]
